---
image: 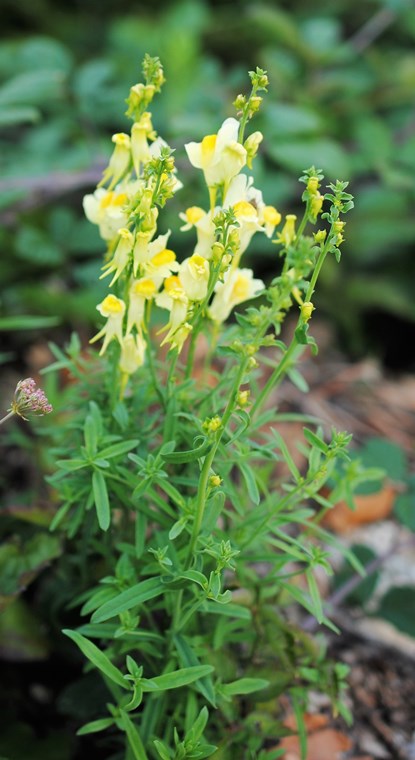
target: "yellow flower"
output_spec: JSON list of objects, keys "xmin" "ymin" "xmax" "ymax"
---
[
  {"xmin": 301, "ymin": 301, "xmax": 315, "ymax": 322},
  {"xmin": 166, "ymin": 322, "xmax": 193, "ymax": 354},
  {"xmin": 244, "ymin": 130, "xmax": 263, "ymax": 169},
  {"xmin": 83, "ymin": 187, "xmax": 129, "ymax": 241},
  {"xmin": 179, "ymin": 254, "xmax": 210, "ymax": 301},
  {"xmin": 99, "ymin": 133, "xmax": 131, "ymax": 190},
  {"xmin": 90, "ymin": 295, "xmax": 126, "ymax": 355},
  {"xmin": 156, "ymin": 276, "xmax": 189, "ymax": 344},
  {"xmin": 143, "ymin": 248, "xmax": 179, "ymax": 287},
  {"xmin": 209, "ymin": 268, "xmax": 265, "ymax": 323},
  {"xmin": 179, "ymin": 206, "xmax": 206, "ymax": 230},
  {"xmin": 131, "ymin": 210, "xmax": 160, "ymax": 274},
  {"xmin": 100, "ymin": 228, "xmax": 134, "ymax": 285},
  {"xmin": 185, "ymin": 118, "xmax": 247, "ymax": 188},
  {"xmin": 119, "ymin": 332, "xmax": 146, "ymax": 375},
  {"xmin": 232, "ymin": 200, "xmax": 263, "ymax": 255},
  {"xmin": 131, "ymin": 112, "xmax": 155, "ymax": 174},
  {"xmin": 127, "ymin": 278, "xmax": 157, "ymax": 334},
  {"xmin": 275, "ymin": 214, "xmax": 297, "ymax": 247},
  {"xmin": 260, "ymin": 206, "xmax": 282, "ymax": 238}
]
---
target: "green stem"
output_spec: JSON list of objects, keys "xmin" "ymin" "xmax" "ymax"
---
[
  {"xmin": 146, "ymin": 333, "xmax": 165, "ymax": 408},
  {"xmin": 186, "ymin": 358, "xmax": 248, "ymax": 563},
  {"xmin": 0, "ymin": 410, "xmax": 15, "ymax": 426},
  {"xmin": 185, "ymin": 261, "xmax": 222, "ymax": 380},
  {"xmin": 252, "ymin": 239, "xmax": 331, "ymax": 420},
  {"xmin": 251, "ymin": 337, "xmax": 301, "ymax": 419}
]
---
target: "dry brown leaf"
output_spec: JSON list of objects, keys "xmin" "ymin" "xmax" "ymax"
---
[
  {"xmin": 322, "ymin": 485, "xmax": 396, "ymax": 533},
  {"xmin": 284, "ymin": 712, "xmax": 329, "ymax": 732},
  {"xmin": 279, "ymin": 727, "xmax": 352, "ymax": 759}
]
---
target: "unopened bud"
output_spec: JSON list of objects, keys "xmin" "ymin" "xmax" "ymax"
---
[
  {"xmin": 237, "ymin": 390, "xmax": 250, "ymax": 407},
  {"xmin": 301, "ymin": 301, "xmax": 315, "ymax": 322},
  {"xmin": 209, "ymin": 474, "xmax": 222, "ymax": 488}
]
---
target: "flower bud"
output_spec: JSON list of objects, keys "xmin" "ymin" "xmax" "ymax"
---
[
  {"xmin": 301, "ymin": 301, "xmax": 315, "ymax": 321},
  {"xmin": 209, "ymin": 474, "xmax": 222, "ymax": 488}
]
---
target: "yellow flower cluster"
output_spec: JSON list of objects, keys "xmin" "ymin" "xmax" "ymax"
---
[{"xmin": 85, "ymin": 58, "xmax": 283, "ymax": 391}]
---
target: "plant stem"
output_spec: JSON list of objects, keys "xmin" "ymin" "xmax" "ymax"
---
[
  {"xmin": 0, "ymin": 410, "xmax": 15, "ymax": 426},
  {"xmin": 186, "ymin": 358, "xmax": 248, "ymax": 563},
  {"xmin": 251, "ymin": 337, "xmax": 300, "ymax": 419}
]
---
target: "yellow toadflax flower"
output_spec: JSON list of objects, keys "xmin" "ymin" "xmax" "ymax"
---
[
  {"xmin": 131, "ymin": 112, "xmax": 156, "ymax": 175},
  {"xmin": 90, "ymin": 295, "xmax": 126, "ymax": 355},
  {"xmin": 143, "ymin": 248, "xmax": 179, "ymax": 287},
  {"xmin": 119, "ymin": 332, "xmax": 147, "ymax": 375},
  {"xmin": 275, "ymin": 214, "xmax": 297, "ymax": 247},
  {"xmin": 100, "ymin": 228, "xmax": 134, "ymax": 285},
  {"xmin": 83, "ymin": 187, "xmax": 129, "ymax": 241},
  {"xmin": 127, "ymin": 277, "xmax": 158, "ymax": 334},
  {"xmin": 209, "ymin": 267, "xmax": 265, "ymax": 323},
  {"xmin": 156, "ymin": 276, "xmax": 189, "ymax": 340},
  {"xmin": 185, "ymin": 118, "xmax": 247, "ymax": 190},
  {"xmin": 179, "ymin": 254, "xmax": 210, "ymax": 301},
  {"xmin": 99, "ymin": 133, "xmax": 131, "ymax": 190}
]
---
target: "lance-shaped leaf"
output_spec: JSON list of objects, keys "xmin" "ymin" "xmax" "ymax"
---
[
  {"xmin": 141, "ymin": 665, "xmax": 214, "ymax": 693},
  {"xmin": 91, "ymin": 577, "xmax": 165, "ymax": 623},
  {"xmin": 63, "ymin": 629, "xmax": 129, "ymax": 688},
  {"xmin": 92, "ymin": 469, "xmax": 110, "ymax": 531}
]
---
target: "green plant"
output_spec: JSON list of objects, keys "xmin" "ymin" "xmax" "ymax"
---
[{"xmin": 5, "ymin": 55, "xmax": 362, "ymax": 759}]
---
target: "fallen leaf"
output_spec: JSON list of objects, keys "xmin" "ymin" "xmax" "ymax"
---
[
  {"xmin": 322, "ymin": 485, "xmax": 396, "ymax": 533},
  {"xmin": 284, "ymin": 712, "xmax": 328, "ymax": 732},
  {"xmin": 279, "ymin": 727, "xmax": 352, "ymax": 759}
]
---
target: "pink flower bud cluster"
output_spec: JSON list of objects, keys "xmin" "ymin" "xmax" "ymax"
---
[{"xmin": 12, "ymin": 377, "xmax": 53, "ymax": 419}]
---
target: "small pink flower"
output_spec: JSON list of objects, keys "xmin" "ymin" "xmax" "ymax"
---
[{"xmin": 11, "ymin": 378, "xmax": 53, "ymax": 419}]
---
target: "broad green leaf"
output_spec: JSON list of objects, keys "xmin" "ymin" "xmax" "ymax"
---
[
  {"xmin": 92, "ymin": 470, "xmax": 110, "ymax": 531},
  {"xmin": 376, "ymin": 586, "xmax": 415, "ymax": 637},
  {"xmin": 63, "ymin": 629, "xmax": 128, "ymax": 688},
  {"xmin": 91, "ymin": 577, "xmax": 165, "ymax": 623},
  {"xmin": 141, "ymin": 665, "xmax": 214, "ymax": 692}
]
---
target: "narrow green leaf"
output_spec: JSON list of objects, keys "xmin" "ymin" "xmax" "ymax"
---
[
  {"xmin": 200, "ymin": 601, "xmax": 251, "ymax": 619},
  {"xmin": 0, "ymin": 315, "xmax": 60, "ymax": 330},
  {"xmin": 305, "ymin": 569, "xmax": 324, "ymax": 624},
  {"xmin": 98, "ymin": 440, "xmax": 139, "ymax": 459},
  {"xmin": 141, "ymin": 665, "xmax": 214, "ymax": 692},
  {"xmin": 238, "ymin": 462, "xmax": 260, "ymax": 505},
  {"xmin": 153, "ymin": 739, "xmax": 172, "ymax": 760},
  {"xmin": 91, "ymin": 577, "xmax": 165, "ymax": 623},
  {"xmin": 84, "ymin": 414, "xmax": 98, "ymax": 457},
  {"xmin": 92, "ymin": 469, "xmax": 110, "ymax": 531},
  {"xmin": 221, "ymin": 677, "xmax": 269, "ymax": 696},
  {"xmin": 120, "ymin": 710, "xmax": 149, "ymax": 760},
  {"xmin": 77, "ymin": 718, "xmax": 114, "ymax": 735},
  {"xmin": 174, "ymin": 634, "xmax": 216, "ymax": 706},
  {"xmin": 161, "ymin": 437, "xmax": 211, "ymax": 463},
  {"xmin": 56, "ymin": 459, "xmax": 88, "ymax": 471},
  {"xmin": 303, "ymin": 427, "xmax": 328, "ymax": 454},
  {"xmin": 63, "ymin": 629, "xmax": 128, "ymax": 688}
]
